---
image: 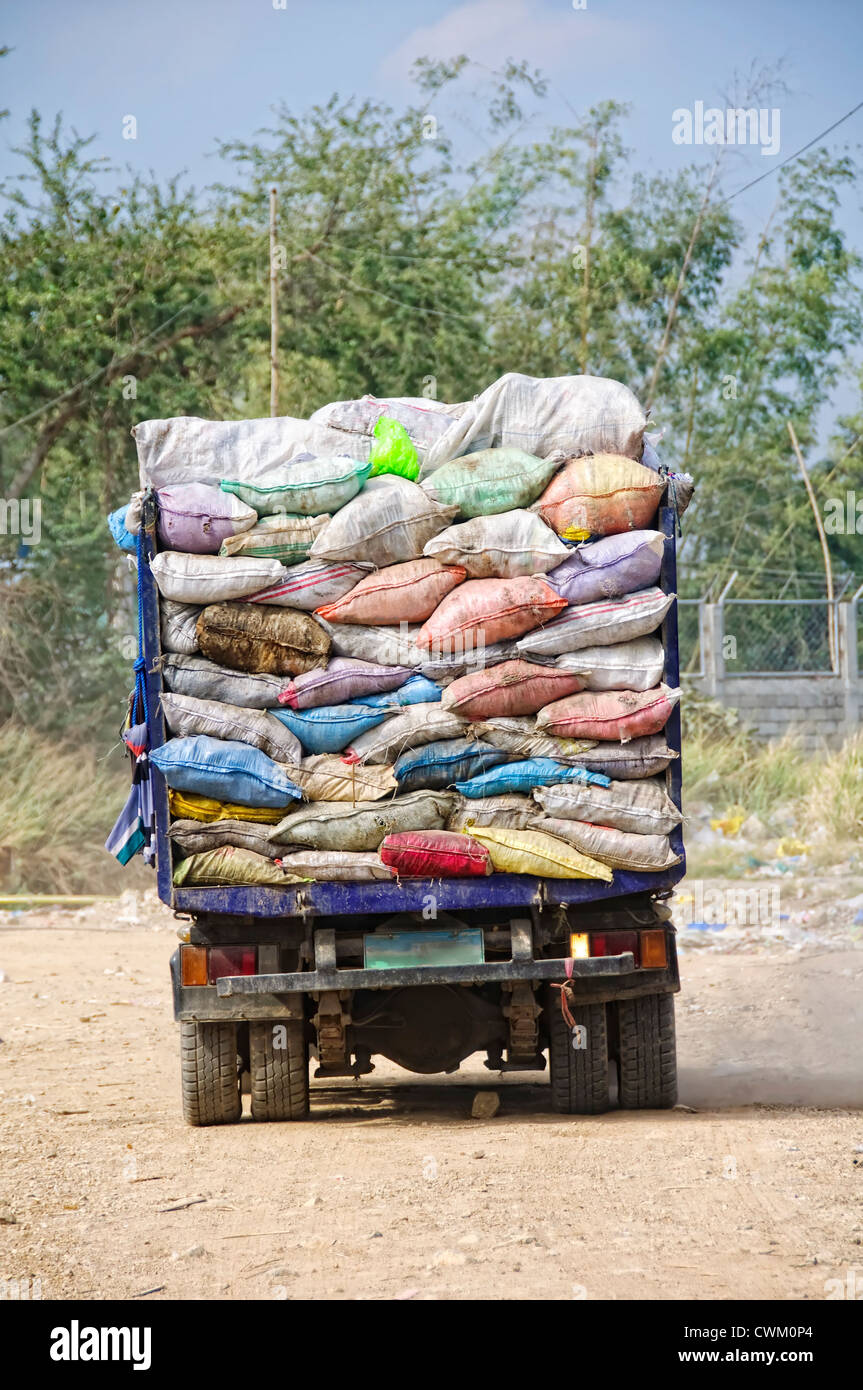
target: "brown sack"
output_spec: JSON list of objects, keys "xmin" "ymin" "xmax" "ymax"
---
[{"xmin": 196, "ymin": 602, "xmax": 331, "ymax": 676}]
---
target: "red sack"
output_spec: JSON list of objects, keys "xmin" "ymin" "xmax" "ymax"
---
[
  {"xmin": 379, "ymin": 829, "xmax": 492, "ymax": 877},
  {"xmin": 415, "ymin": 575, "xmax": 565, "ymax": 656},
  {"xmin": 441, "ymin": 660, "xmax": 585, "ymax": 719},
  {"xmin": 536, "ymin": 684, "xmax": 681, "ymax": 742}
]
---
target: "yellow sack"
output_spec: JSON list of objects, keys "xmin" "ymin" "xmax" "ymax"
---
[
  {"xmin": 168, "ymin": 789, "xmax": 284, "ymax": 824},
  {"xmin": 172, "ymin": 846, "xmax": 310, "ymax": 888},
  {"xmin": 467, "ymin": 826, "xmax": 613, "ymax": 881}
]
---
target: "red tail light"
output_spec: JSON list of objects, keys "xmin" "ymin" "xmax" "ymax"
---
[
  {"xmin": 590, "ymin": 931, "xmax": 639, "ymax": 963},
  {"xmin": 207, "ymin": 946, "xmax": 256, "ymax": 983}
]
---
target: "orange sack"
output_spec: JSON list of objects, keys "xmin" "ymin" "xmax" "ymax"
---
[
  {"xmin": 536, "ymin": 684, "xmax": 681, "ymax": 743},
  {"xmin": 534, "ymin": 454, "xmax": 666, "ymax": 537},
  {"xmin": 415, "ymin": 576, "xmax": 566, "ymax": 656},
  {"xmin": 316, "ymin": 557, "xmax": 466, "ymax": 626}
]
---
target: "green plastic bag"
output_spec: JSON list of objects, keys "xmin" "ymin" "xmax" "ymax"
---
[{"xmin": 368, "ymin": 416, "xmax": 420, "ymax": 481}]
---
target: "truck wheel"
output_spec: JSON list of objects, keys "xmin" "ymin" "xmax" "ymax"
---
[
  {"xmin": 180, "ymin": 1020, "xmax": 242, "ymax": 1126},
  {"xmin": 546, "ymin": 989, "xmax": 610, "ymax": 1115},
  {"xmin": 249, "ymin": 1020, "xmax": 309, "ymax": 1121},
  {"xmin": 616, "ymin": 992, "xmax": 678, "ymax": 1109}
]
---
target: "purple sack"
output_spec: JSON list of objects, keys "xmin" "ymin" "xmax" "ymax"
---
[
  {"xmin": 545, "ymin": 530, "xmax": 665, "ymax": 605},
  {"xmin": 279, "ymin": 658, "xmax": 415, "ymax": 710},
  {"xmin": 157, "ymin": 484, "xmax": 257, "ymax": 554}
]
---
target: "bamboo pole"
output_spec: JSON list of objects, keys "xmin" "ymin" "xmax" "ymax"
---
[
  {"xmin": 269, "ymin": 187, "xmax": 279, "ymax": 418},
  {"xmin": 788, "ymin": 419, "xmax": 837, "ymax": 671}
]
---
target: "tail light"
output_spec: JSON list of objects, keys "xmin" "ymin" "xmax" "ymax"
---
[
  {"xmin": 179, "ymin": 944, "xmax": 256, "ymax": 985},
  {"xmin": 639, "ymin": 930, "xmax": 668, "ymax": 969},
  {"xmin": 208, "ymin": 946, "xmax": 257, "ymax": 983},
  {"xmin": 180, "ymin": 944, "xmax": 207, "ymax": 986},
  {"xmin": 590, "ymin": 930, "xmax": 639, "ymax": 962},
  {"xmin": 568, "ymin": 930, "xmax": 668, "ymax": 968}
]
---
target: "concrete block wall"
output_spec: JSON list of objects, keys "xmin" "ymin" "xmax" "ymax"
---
[{"xmin": 685, "ymin": 603, "xmax": 860, "ymax": 750}]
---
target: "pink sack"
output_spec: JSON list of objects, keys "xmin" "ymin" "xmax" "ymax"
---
[
  {"xmin": 379, "ymin": 829, "xmax": 492, "ymax": 877},
  {"xmin": 441, "ymin": 660, "xmax": 585, "ymax": 720},
  {"xmin": 156, "ymin": 483, "xmax": 257, "ymax": 554},
  {"xmin": 415, "ymin": 576, "xmax": 566, "ymax": 656},
  {"xmin": 534, "ymin": 455, "xmax": 666, "ymax": 537},
  {"xmin": 316, "ymin": 557, "xmax": 466, "ymax": 625},
  {"xmin": 536, "ymin": 684, "xmax": 681, "ymax": 742},
  {"xmin": 280, "ymin": 658, "xmax": 415, "ymax": 710}
]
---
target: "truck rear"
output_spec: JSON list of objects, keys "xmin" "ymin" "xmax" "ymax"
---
[{"xmin": 139, "ymin": 502, "xmax": 685, "ymax": 1123}]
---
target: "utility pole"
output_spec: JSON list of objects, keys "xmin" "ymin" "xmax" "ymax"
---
[
  {"xmin": 788, "ymin": 419, "xmax": 836, "ymax": 671},
  {"xmin": 269, "ymin": 187, "xmax": 279, "ymax": 418}
]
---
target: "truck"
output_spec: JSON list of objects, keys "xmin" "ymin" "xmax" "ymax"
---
[{"xmin": 140, "ymin": 498, "xmax": 685, "ymax": 1124}]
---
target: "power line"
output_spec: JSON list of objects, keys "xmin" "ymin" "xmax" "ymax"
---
[{"xmin": 719, "ymin": 98, "xmax": 863, "ymax": 206}]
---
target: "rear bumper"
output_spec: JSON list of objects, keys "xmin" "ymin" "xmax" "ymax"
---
[
  {"xmin": 215, "ymin": 952, "xmax": 635, "ymax": 997},
  {"xmin": 171, "ymin": 948, "xmax": 678, "ymax": 1022}
]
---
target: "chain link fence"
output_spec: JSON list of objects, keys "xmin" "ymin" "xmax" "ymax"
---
[
  {"xmin": 677, "ymin": 598, "xmax": 859, "ymax": 676},
  {"xmin": 722, "ymin": 599, "xmax": 837, "ymax": 674}
]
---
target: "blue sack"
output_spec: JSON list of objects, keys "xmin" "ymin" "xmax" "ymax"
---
[
  {"xmin": 270, "ymin": 703, "xmax": 387, "ymax": 754},
  {"xmin": 358, "ymin": 674, "xmax": 442, "ymax": 710},
  {"xmin": 108, "ymin": 505, "xmax": 137, "ymax": 552},
  {"xmin": 150, "ymin": 736, "xmax": 302, "ymax": 808},
  {"xmin": 455, "ymin": 758, "xmax": 611, "ymax": 798},
  {"xmin": 394, "ymin": 738, "xmax": 508, "ymax": 792}
]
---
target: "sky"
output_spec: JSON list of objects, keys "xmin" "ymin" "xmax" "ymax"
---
[
  {"xmin": 3, "ymin": 0, "xmax": 861, "ymax": 213},
  {"xmin": 2, "ymin": 0, "xmax": 863, "ymax": 428}
]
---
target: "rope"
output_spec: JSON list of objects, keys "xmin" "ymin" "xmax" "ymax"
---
[
  {"xmin": 551, "ymin": 959, "xmax": 577, "ymax": 1030},
  {"xmin": 133, "ymin": 524, "xmax": 150, "ymax": 728}
]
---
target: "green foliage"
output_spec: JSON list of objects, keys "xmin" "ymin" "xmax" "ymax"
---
[{"xmin": 1, "ymin": 62, "xmax": 861, "ymax": 744}]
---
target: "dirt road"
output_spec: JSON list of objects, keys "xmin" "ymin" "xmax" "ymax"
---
[{"xmin": 1, "ymin": 889, "xmax": 861, "ymax": 1302}]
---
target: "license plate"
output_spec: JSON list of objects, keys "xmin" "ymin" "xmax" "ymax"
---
[{"xmin": 364, "ymin": 928, "xmax": 485, "ymax": 970}]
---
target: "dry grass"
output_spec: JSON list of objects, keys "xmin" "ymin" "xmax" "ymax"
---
[
  {"xmin": 682, "ymin": 706, "xmax": 863, "ymax": 872},
  {"xmin": 796, "ymin": 730, "xmax": 863, "ymax": 841},
  {"xmin": 0, "ymin": 722, "xmax": 152, "ymax": 896}
]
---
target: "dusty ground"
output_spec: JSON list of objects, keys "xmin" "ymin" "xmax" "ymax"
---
[{"xmin": 1, "ymin": 880, "xmax": 862, "ymax": 1302}]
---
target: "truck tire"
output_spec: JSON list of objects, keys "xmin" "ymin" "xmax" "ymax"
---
[
  {"xmin": 249, "ymin": 1020, "xmax": 309, "ymax": 1121},
  {"xmin": 616, "ymin": 992, "xmax": 678, "ymax": 1109},
  {"xmin": 546, "ymin": 989, "xmax": 610, "ymax": 1115},
  {"xmin": 180, "ymin": 1020, "xmax": 242, "ymax": 1126}
]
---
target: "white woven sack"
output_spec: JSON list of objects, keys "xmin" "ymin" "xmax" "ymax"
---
[
  {"xmin": 424, "ymin": 510, "xmax": 569, "ymax": 578},
  {"xmin": 310, "ymin": 477, "xmax": 458, "ymax": 568},
  {"xmin": 421, "ymin": 373, "xmax": 646, "ymax": 475},
  {"xmin": 133, "ymin": 414, "xmax": 374, "ymax": 489},
  {"xmin": 555, "ymin": 637, "xmax": 665, "ymax": 691},
  {"xmin": 268, "ymin": 790, "xmax": 455, "ymax": 852},
  {"xmin": 534, "ymin": 778, "xmax": 682, "ymax": 835},
  {"xmin": 160, "ymin": 600, "xmax": 200, "ymax": 655},
  {"xmin": 149, "ymin": 552, "xmax": 285, "ymax": 603},
  {"xmin": 162, "ymin": 653, "xmax": 288, "ymax": 710},
  {"xmin": 346, "ymin": 704, "xmax": 467, "ymax": 764},
  {"xmin": 517, "ymin": 587, "xmax": 674, "ymax": 656},
  {"xmin": 160, "ymin": 692, "xmax": 302, "ymax": 763}
]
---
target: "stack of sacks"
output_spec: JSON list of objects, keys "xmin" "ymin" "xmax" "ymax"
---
[{"xmin": 120, "ymin": 373, "xmax": 685, "ymax": 888}]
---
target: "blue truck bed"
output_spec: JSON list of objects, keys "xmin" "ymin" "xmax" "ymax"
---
[{"xmin": 142, "ymin": 503, "xmax": 685, "ymax": 919}]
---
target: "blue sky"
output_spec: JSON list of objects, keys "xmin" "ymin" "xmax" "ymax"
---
[{"xmin": 3, "ymin": 0, "xmax": 861, "ymax": 217}]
